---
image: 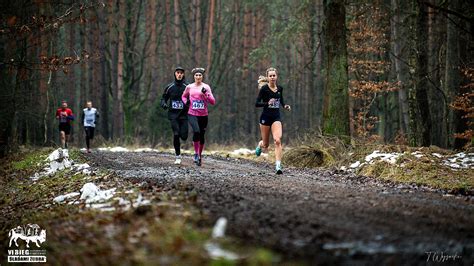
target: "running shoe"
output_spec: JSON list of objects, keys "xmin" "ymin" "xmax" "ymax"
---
[
  {"xmin": 255, "ymin": 145, "xmax": 262, "ymax": 157},
  {"xmin": 174, "ymin": 157, "xmax": 181, "ymax": 165},
  {"xmin": 276, "ymin": 165, "xmax": 283, "ymax": 175},
  {"xmin": 193, "ymin": 154, "xmax": 199, "ymax": 165},
  {"xmin": 197, "ymin": 157, "xmax": 202, "ymax": 166}
]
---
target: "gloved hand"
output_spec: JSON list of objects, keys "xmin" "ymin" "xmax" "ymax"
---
[
  {"xmin": 201, "ymin": 87, "xmax": 207, "ymax": 94},
  {"xmin": 160, "ymin": 99, "xmax": 169, "ymax": 110}
]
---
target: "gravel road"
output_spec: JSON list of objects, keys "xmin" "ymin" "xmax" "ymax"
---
[{"xmin": 88, "ymin": 151, "xmax": 474, "ymax": 265}]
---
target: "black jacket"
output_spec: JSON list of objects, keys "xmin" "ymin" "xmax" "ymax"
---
[{"xmin": 161, "ymin": 79, "xmax": 189, "ymax": 120}]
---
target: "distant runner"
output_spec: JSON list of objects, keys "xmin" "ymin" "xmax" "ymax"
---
[
  {"xmin": 56, "ymin": 100, "xmax": 74, "ymax": 149},
  {"xmin": 160, "ymin": 66, "xmax": 189, "ymax": 165},
  {"xmin": 81, "ymin": 101, "xmax": 99, "ymax": 153},
  {"xmin": 255, "ymin": 67, "xmax": 291, "ymax": 174},
  {"xmin": 181, "ymin": 67, "xmax": 216, "ymax": 166}
]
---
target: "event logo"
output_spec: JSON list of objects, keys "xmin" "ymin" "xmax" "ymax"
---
[{"xmin": 7, "ymin": 224, "xmax": 47, "ymax": 263}]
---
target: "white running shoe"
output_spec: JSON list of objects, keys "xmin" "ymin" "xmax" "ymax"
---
[{"xmin": 174, "ymin": 157, "xmax": 182, "ymax": 165}]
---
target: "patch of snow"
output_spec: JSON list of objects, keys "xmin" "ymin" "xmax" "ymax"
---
[
  {"xmin": 212, "ymin": 217, "xmax": 227, "ymax": 238},
  {"xmin": 75, "ymin": 163, "xmax": 90, "ymax": 171},
  {"xmin": 134, "ymin": 148, "xmax": 159, "ymax": 152},
  {"xmin": 30, "ymin": 148, "xmax": 95, "ymax": 180},
  {"xmin": 47, "ymin": 148, "xmax": 69, "ymax": 162},
  {"xmin": 205, "ymin": 217, "xmax": 239, "ymax": 260},
  {"xmin": 443, "ymin": 152, "xmax": 474, "ymax": 169},
  {"xmin": 53, "ymin": 192, "xmax": 80, "ymax": 203},
  {"xmin": 365, "ymin": 150, "xmax": 401, "ymax": 164},
  {"xmin": 109, "ymin": 146, "xmax": 129, "ymax": 152},
  {"xmin": 230, "ymin": 148, "xmax": 254, "ymax": 156},
  {"xmin": 205, "ymin": 242, "xmax": 239, "ymax": 260},
  {"xmin": 80, "ymin": 182, "xmax": 116, "ymax": 204},
  {"xmin": 88, "ymin": 202, "xmax": 116, "ymax": 212},
  {"xmin": 323, "ymin": 241, "xmax": 397, "ymax": 255},
  {"xmin": 432, "ymin": 153, "xmax": 443, "ymax": 158},
  {"xmin": 411, "ymin": 151, "xmax": 424, "ymax": 158},
  {"xmin": 350, "ymin": 161, "xmax": 361, "ymax": 168}
]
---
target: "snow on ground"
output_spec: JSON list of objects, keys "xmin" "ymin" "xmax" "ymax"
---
[
  {"xmin": 53, "ymin": 192, "xmax": 80, "ymax": 203},
  {"xmin": 205, "ymin": 217, "xmax": 239, "ymax": 260},
  {"xmin": 344, "ymin": 150, "xmax": 474, "ymax": 171},
  {"xmin": 230, "ymin": 148, "xmax": 254, "ymax": 156},
  {"xmin": 80, "ymin": 182, "xmax": 116, "ymax": 204},
  {"xmin": 53, "ymin": 182, "xmax": 151, "ymax": 212},
  {"xmin": 444, "ymin": 152, "xmax": 474, "ymax": 169},
  {"xmin": 31, "ymin": 148, "xmax": 93, "ymax": 181}
]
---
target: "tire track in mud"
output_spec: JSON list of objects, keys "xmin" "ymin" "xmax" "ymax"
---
[{"xmin": 89, "ymin": 151, "xmax": 474, "ymax": 265}]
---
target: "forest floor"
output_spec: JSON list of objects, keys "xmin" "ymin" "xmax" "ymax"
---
[{"xmin": 1, "ymin": 147, "xmax": 473, "ymax": 265}]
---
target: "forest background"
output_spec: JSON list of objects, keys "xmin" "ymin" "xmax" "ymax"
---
[{"xmin": 0, "ymin": 0, "xmax": 472, "ymax": 156}]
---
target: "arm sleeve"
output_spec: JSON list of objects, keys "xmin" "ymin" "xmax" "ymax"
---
[
  {"xmin": 81, "ymin": 111, "xmax": 85, "ymax": 125},
  {"xmin": 95, "ymin": 110, "xmax": 100, "ymax": 121},
  {"xmin": 205, "ymin": 86, "xmax": 216, "ymax": 105},
  {"xmin": 255, "ymin": 88, "xmax": 267, "ymax": 107},
  {"xmin": 182, "ymin": 87, "xmax": 190, "ymax": 104},
  {"xmin": 67, "ymin": 109, "xmax": 75, "ymax": 121}
]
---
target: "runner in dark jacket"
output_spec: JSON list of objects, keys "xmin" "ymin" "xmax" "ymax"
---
[{"xmin": 160, "ymin": 67, "xmax": 189, "ymax": 165}]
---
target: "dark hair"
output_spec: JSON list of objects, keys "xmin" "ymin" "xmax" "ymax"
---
[{"xmin": 192, "ymin": 67, "xmax": 205, "ymax": 75}]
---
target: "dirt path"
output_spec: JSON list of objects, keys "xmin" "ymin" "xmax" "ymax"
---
[{"xmin": 89, "ymin": 151, "xmax": 474, "ymax": 265}]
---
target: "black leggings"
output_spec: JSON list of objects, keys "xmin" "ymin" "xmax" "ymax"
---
[
  {"xmin": 188, "ymin": 115, "xmax": 208, "ymax": 144},
  {"xmin": 84, "ymin": 127, "xmax": 95, "ymax": 149},
  {"xmin": 170, "ymin": 118, "xmax": 188, "ymax": 155}
]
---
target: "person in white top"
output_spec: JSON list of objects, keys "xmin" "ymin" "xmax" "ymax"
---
[{"xmin": 81, "ymin": 101, "xmax": 99, "ymax": 153}]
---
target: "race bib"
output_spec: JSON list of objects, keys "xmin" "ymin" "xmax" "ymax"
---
[
  {"xmin": 192, "ymin": 100, "xmax": 205, "ymax": 110},
  {"xmin": 269, "ymin": 99, "xmax": 280, "ymax": 109},
  {"xmin": 171, "ymin": 100, "xmax": 184, "ymax": 109},
  {"xmin": 86, "ymin": 119, "xmax": 94, "ymax": 124}
]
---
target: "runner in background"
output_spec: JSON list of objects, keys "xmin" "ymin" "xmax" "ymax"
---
[
  {"xmin": 160, "ymin": 66, "xmax": 189, "ymax": 164},
  {"xmin": 181, "ymin": 67, "xmax": 216, "ymax": 166},
  {"xmin": 81, "ymin": 101, "xmax": 99, "ymax": 153},
  {"xmin": 255, "ymin": 67, "xmax": 291, "ymax": 174},
  {"xmin": 56, "ymin": 100, "xmax": 74, "ymax": 149}
]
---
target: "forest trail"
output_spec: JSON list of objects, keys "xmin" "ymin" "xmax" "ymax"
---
[{"xmin": 88, "ymin": 151, "xmax": 474, "ymax": 264}]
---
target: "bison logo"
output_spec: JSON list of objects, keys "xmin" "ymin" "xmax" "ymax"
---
[{"xmin": 8, "ymin": 224, "xmax": 46, "ymax": 248}]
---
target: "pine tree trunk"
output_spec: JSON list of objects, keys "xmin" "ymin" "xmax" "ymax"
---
[
  {"xmin": 390, "ymin": 0, "xmax": 410, "ymax": 139},
  {"xmin": 206, "ymin": 0, "xmax": 215, "ymax": 70},
  {"xmin": 174, "ymin": 0, "xmax": 181, "ymax": 64},
  {"xmin": 97, "ymin": 4, "xmax": 109, "ymax": 139},
  {"xmin": 415, "ymin": 0, "xmax": 432, "ymax": 147},
  {"xmin": 427, "ymin": 0, "xmax": 446, "ymax": 147},
  {"xmin": 322, "ymin": 0, "xmax": 350, "ymax": 137},
  {"xmin": 113, "ymin": 0, "xmax": 125, "ymax": 140}
]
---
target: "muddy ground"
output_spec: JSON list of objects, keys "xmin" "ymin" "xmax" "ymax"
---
[{"xmin": 88, "ymin": 151, "xmax": 474, "ymax": 265}]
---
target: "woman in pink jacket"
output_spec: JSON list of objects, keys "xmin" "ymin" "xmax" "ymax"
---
[{"xmin": 182, "ymin": 67, "xmax": 216, "ymax": 166}]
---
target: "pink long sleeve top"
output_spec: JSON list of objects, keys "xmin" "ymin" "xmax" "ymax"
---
[{"xmin": 182, "ymin": 82, "xmax": 216, "ymax": 116}]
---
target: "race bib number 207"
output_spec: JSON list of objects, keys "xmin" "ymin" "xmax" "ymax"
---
[{"xmin": 192, "ymin": 100, "xmax": 205, "ymax": 110}]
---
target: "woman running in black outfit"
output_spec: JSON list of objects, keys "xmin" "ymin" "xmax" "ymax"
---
[{"xmin": 255, "ymin": 67, "xmax": 291, "ymax": 174}]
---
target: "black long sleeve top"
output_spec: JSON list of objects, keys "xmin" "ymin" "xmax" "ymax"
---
[{"xmin": 255, "ymin": 84, "xmax": 286, "ymax": 116}]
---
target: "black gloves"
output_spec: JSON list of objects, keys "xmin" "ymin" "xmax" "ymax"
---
[
  {"xmin": 201, "ymin": 87, "xmax": 207, "ymax": 94},
  {"xmin": 160, "ymin": 99, "xmax": 169, "ymax": 110}
]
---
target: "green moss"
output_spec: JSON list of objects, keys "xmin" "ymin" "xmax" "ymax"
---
[
  {"xmin": 11, "ymin": 149, "xmax": 52, "ymax": 171},
  {"xmin": 358, "ymin": 157, "xmax": 474, "ymax": 192}
]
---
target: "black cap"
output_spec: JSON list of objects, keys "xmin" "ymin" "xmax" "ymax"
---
[{"xmin": 175, "ymin": 66, "xmax": 185, "ymax": 72}]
